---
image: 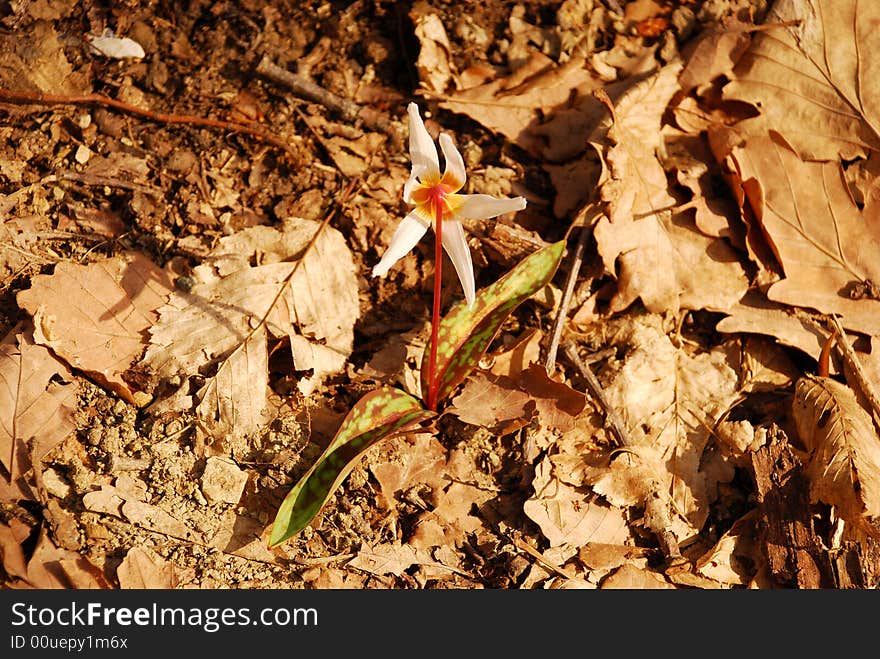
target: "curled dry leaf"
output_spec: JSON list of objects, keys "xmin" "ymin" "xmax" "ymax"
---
[
  {"xmin": 117, "ymin": 546, "xmax": 185, "ymax": 589},
  {"xmin": 716, "ymin": 289, "xmax": 832, "ymax": 367},
  {"xmin": 439, "ymin": 51, "xmax": 600, "ymax": 154},
  {"xmin": 17, "ymin": 251, "xmax": 174, "ymax": 404},
  {"xmin": 592, "ymin": 62, "xmax": 749, "ymax": 315},
  {"xmin": 0, "ymin": 331, "xmax": 77, "ymax": 495},
  {"xmin": 792, "ymin": 374, "xmax": 880, "ymax": 535},
  {"xmin": 410, "ymin": 8, "xmax": 458, "ymax": 94},
  {"xmin": 591, "ymin": 315, "xmax": 739, "ymax": 542},
  {"xmin": 524, "ymin": 454, "xmax": 630, "ymax": 549},
  {"xmin": 145, "ymin": 219, "xmax": 359, "ymax": 444},
  {"xmin": 694, "ymin": 509, "xmax": 762, "ymax": 586},
  {"xmin": 678, "ymin": 13, "xmax": 753, "ymax": 96}
]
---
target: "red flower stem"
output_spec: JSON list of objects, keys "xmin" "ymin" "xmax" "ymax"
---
[{"xmin": 427, "ymin": 197, "xmax": 443, "ymax": 411}]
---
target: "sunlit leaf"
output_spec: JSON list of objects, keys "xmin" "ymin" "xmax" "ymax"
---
[
  {"xmin": 268, "ymin": 386, "xmax": 434, "ymax": 547},
  {"xmin": 421, "ymin": 240, "xmax": 566, "ymax": 405}
]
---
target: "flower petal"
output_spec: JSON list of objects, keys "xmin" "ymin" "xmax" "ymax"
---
[
  {"xmin": 403, "ymin": 176, "xmax": 420, "ymax": 205},
  {"xmin": 372, "ymin": 211, "xmax": 429, "ymax": 278},
  {"xmin": 407, "ymin": 103, "xmax": 439, "ymax": 179},
  {"xmin": 456, "ymin": 194, "xmax": 527, "ymax": 220},
  {"xmin": 438, "ymin": 133, "xmax": 466, "ymax": 192},
  {"xmin": 441, "ymin": 219, "xmax": 476, "ymax": 307}
]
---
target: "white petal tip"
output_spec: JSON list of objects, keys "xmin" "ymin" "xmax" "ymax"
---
[{"xmin": 371, "ymin": 265, "xmax": 388, "ymax": 278}]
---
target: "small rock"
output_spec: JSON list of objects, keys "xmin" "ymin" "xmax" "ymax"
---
[
  {"xmin": 75, "ymin": 145, "xmax": 91, "ymax": 164},
  {"xmin": 131, "ymin": 391, "xmax": 153, "ymax": 408},
  {"xmin": 200, "ymin": 457, "xmax": 248, "ymax": 505},
  {"xmin": 42, "ymin": 467, "xmax": 72, "ymax": 499}
]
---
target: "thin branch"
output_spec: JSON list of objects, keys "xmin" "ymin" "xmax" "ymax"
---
[
  {"xmin": 255, "ymin": 56, "xmax": 401, "ymax": 140},
  {"xmin": 0, "ymin": 88, "xmax": 299, "ymax": 156},
  {"xmin": 544, "ymin": 206, "xmax": 596, "ymax": 373},
  {"xmin": 828, "ymin": 315, "xmax": 880, "ymax": 427},
  {"xmin": 563, "ymin": 341, "xmax": 631, "ymax": 448}
]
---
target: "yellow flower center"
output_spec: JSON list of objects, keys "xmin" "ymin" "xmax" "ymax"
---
[{"xmin": 410, "ymin": 170, "xmax": 464, "ymax": 223}]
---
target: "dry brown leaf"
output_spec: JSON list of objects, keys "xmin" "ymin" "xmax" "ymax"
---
[
  {"xmin": 450, "ymin": 372, "xmax": 533, "ymax": 433},
  {"xmin": 117, "ymin": 545, "xmax": 182, "ymax": 589},
  {"xmin": 369, "ymin": 434, "xmax": 448, "ymax": 508},
  {"xmin": 21, "ymin": 528, "xmax": 110, "ymax": 589},
  {"xmin": 694, "ymin": 509, "xmax": 762, "ymax": 586},
  {"xmin": 195, "ymin": 331, "xmax": 269, "ymax": 446},
  {"xmin": 729, "ymin": 133, "xmax": 880, "ymax": 335},
  {"xmin": 599, "ymin": 562, "xmax": 674, "ymax": 589},
  {"xmin": 722, "ymin": 0, "xmax": 880, "ymax": 161},
  {"xmin": 488, "ymin": 328, "xmax": 543, "ymax": 379},
  {"xmin": 322, "ymin": 130, "xmax": 386, "ymax": 178},
  {"xmin": 0, "ymin": 331, "xmax": 77, "ymax": 490},
  {"xmin": 678, "ymin": 14, "xmax": 753, "ymax": 96},
  {"xmin": 524, "ymin": 455, "xmax": 630, "ymax": 549},
  {"xmin": 145, "ymin": 219, "xmax": 358, "ymax": 444},
  {"xmin": 17, "ymin": 251, "xmax": 173, "ymax": 404},
  {"xmin": 716, "ymin": 290, "xmax": 831, "ymax": 366},
  {"xmin": 0, "ymin": 21, "xmax": 90, "ymax": 95},
  {"xmin": 439, "ymin": 51, "xmax": 600, "ymax": 153},
  {"xmin": 592, "ymin": 62, "xmax": 749, "ymax": 315},
  {"xmin": 665, "ymin": 133, "xmax": 743, "ymax": 241},
  {"xmin": 592, "ymin": 62, "xmax": 682, "ymax": 225},
  {"xmin": 592, "ymin": 315, "xmax": 739, "ymax": 541},
  {"xmin": 83, "ymin": 481, "xmax": 202, "ymax": 543},
  {"xmin": 348, "ymin": 542, "xmax": 452, "ymax": 578},
  {"xmin": 409, "ymin": 448, "xmax": 494, "ymax": 549},
  {"xmin": 792, "ymin": 375, "xmax": 880, "ymax": 534},
  {"xmin": 0, "ymin": 518, "xmax": 30, "ymax": 584},
  {"xmin": 451, "ymin": 363, "xmax": 584, "ymax": 433},
  {"xmin": 410, "ymin": 6, "xmax": 459, "ymax": 94},
  {"xmin": 359, "ymin": 323, "xmax": 428, "ymax": 398}
]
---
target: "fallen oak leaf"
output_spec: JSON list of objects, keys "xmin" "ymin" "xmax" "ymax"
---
[
  {"xmin": 722, "ymin": 0, "xmax": 880, "ymax": 161},
  {"xmin": 17, "ymin": 251, "xmax": 174, "ymax": 404},
  {"xmin": 449, "ymin": 372, "xmax": 534, "ymax": 434},
  {"xmin": 0, "ymin": 331, "xmax": 77, "ymax": 490},
  {"xmin": 450, "ymin": 363, "xmax": 585, "ymax": 433},
  {"xmin": 729, "ymin": 132, "xmax": 880, "ymax": 335},
  {"xmin": 117, "ymin": 545, "xmax": 186, "ymax": 589},
  {"xmin": 591, "ymin": 63, "xmax": 748, "ymax": 315},
  {"xmin": 145, "ymin": 219, "xmax": 359, "ymax": 446}
]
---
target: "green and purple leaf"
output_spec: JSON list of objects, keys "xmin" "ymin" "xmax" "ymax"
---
[
  {"xmin": 268, "ymin": 386, "xmax": 434, "ymax": 547},
  {"xmin": 421, "ymin": 240, "xmax": 566, "ymax": 405}
]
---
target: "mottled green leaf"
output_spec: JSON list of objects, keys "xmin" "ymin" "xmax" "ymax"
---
[
  {"xmin": 422, "ymin": 240, "xmax": 566, "ymax": 405},
  {"xmin": 269, "ymin": 386, "xmax": 434, "ymax": 547}
]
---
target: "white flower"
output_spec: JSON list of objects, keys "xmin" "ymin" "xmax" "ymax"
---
[{"xmin": 372, "ymin": 102, "xmax": 527, "ymax": 306}]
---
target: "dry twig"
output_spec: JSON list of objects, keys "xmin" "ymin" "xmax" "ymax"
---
[
  {"xmin": 562, "ymin": 341, "xmax": 631, "ymax": 449},
  {"xmin": 255, "ymin": 56, "xmax": 400, "ymax": 140},
  {"xmin": 0, "ymin": 88, "xmax": 298, "ymax": 156}
]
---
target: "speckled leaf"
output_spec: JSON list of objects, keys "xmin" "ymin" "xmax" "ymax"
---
[
  {"xmin": 269, "ymin": 386, "xmax": 434, "ymax": 547},
  {"xmin": 422, "ymin": 240, "xmax": 566, "ymax": 404}
]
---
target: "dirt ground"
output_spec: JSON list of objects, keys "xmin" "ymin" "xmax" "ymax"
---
[{"xmin": 3, "ymin": 0, "xmax": 878, "ymax": 590}]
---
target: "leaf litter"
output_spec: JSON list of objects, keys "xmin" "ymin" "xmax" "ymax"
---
[{"xmin": 3, "ymin": 0, "xmax": 880, "ymax": 590}]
